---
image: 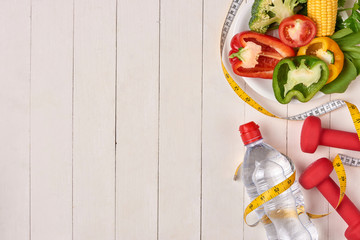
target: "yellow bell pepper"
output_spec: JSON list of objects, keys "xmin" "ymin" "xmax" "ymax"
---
[{"xmin": 297, "ymin": 37, "xmax": 344, "ymax": 83}]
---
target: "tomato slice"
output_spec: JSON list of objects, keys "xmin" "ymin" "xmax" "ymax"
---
[{"xmin": 279, "ymin": 15, "xmax": 317, "ymax": 48}]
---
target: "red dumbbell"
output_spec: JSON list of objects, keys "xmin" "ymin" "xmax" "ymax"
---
[
  {"xmin": 301, "ymin": 116, "xmax": 360, "ymax": 153},
  {"xmin": 299, "ymin": 158, "xmax": 360, "ymax": 240}
]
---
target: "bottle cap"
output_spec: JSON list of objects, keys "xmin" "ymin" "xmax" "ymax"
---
[{"xmin": 239, "ymin": 121, "xmax": 262, "ymax": 145}]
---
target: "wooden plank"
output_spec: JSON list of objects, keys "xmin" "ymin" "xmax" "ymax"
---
[
  {"xmin": 116, "ymin": 0, "xmax": 159, "ymax": 239},
  {"xmin": 158, "ymin": 0, "xmax": 202, "ymax": 239},
  {"xmin": 30, "ymin": 1, "xmax": 73, "ymax": 239},
  {"xmin": 0, "ymin": 1, "xmax": 30, "ymax": 239},
  {"xmin": 73, "ymin": 0, "xmax": 116, "ymax": 239},
  {"xmin": 201, "ymin": 0, "xmax": 246, "ymax": 239}
]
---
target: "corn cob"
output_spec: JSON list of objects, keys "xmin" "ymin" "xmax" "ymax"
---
[{"xmin": 307, "ymin": 0, "xmax": 338, "ymax": 36}]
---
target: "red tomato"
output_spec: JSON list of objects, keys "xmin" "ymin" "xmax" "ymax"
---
[{"xmin": 279, "ymin": 15, "xmax": 317, "ymax": 48}]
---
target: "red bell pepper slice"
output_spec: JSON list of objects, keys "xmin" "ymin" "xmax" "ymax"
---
[{"xmin": 229, "ymin": 31, "xmax": 295, "ymax": 79}]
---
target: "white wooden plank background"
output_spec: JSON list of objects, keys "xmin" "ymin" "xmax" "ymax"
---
[
  {"xmin": 31, "ymin": 0, "xmax": 73, "ymax": 238},
  {"xmin": 117, "ymin": 0, "xmax": 159, "ymax": 238},
  {"xmin": 1, "ymin": 0, "xmax": 360, "ymax": 239},
  {"xmin": 73, "ymin": 0, "xmax": 116, "ymax": 239},
  {"xmin": 0, "ymin": 1, "xmax": 30, "ymax": 239}
]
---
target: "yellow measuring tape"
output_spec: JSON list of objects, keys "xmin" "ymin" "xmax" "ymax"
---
[
  {"xmin": 220, "ymin": 0, "xmax": 360, "ymax": 226},
  {"xmin": 222, "ymin": 59, "xmax": 360, "ymax": 124},
  {"xmin": 244, "ymin": 171, "xmax": 296, "ymax": 226},
  {"xmin": 241, "ymin": 155, "xmax": 346, "ymax": 226}
]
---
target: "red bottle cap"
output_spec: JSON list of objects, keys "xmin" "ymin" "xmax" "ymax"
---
[{"xmin": 239, "ymin": 121, "xmax": 262, "ymax": 145}]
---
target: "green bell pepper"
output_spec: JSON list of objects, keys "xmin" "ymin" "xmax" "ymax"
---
[{"xmin": 273, "ymin": 56, "xmax": 329, "ymax": 104}]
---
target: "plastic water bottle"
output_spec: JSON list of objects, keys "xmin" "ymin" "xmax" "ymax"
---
[{"xmin": 239, "ymin": 121, "xmax": 318, "ymax": 240}]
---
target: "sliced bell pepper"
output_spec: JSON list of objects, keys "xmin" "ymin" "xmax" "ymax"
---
[
  {"xmin": 272, "ymin": 56, "xmax": 329, "ymax": 104},
  {"xmin": 297, "ymin": 37, "xmax": 344, "ymax": 84},
  {"xmin": 229, "ymin": 31, "xmax": 295, "ymax": 79},
  {"xmin": 321, "ymin": 57, "xmax": 358, "ymax": 94}
]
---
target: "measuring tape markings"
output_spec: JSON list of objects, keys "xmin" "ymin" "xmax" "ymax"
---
[
  {"xmin": 244, "ymin": 171, "xmax": 296, "ymax": 226},
  {"xmin": 220, "ymin": 0, "xmax": 360, "ymax": 129},
  {"xmin": 345, "ymin": 101, "xmax": 360, "ymax": 140},
  {"xmin": 220, "ymin": 0, "xmax": 243, "ymax": 55},
  {"xmin": 221, "ymin": 0, "xmax": 360, "ymax": 226},
  {"xmin": 239, "ymin": 153, "xmax": 358, "ymax": 224},
  {"xmin": 340, "ymin": 154, "xmax": 360, "ymax": 167},
  {"xmin": 305, "ymin": 155, "xmax": 347, "ymax": 219},
  {"xmin": 243, "ymin": 155, "xmax": 347, "ymax": 225},
  {"xmin": 222, "ymin": 59, "xmax": 356, "ymax": 121}
]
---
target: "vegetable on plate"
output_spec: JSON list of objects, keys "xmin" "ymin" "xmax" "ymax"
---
[
  {"xmin": 308, "ymin": 0, "xmax": 338, "ymax": 36},
  {"xmin": 321, "ymin": 58, "xmax": 357, "ymax": 93},
  {"xmin": 320, "ymin": 29, "xmax": 360, "ymax": 93},
  {"xmin": 229, "ymin": 31, "xmax": 295, "ymax": 79},
  {"xmin": 298, "ymin": 37, "xmax": 344, "ymax": 83},
  {"xmin": 279, "ymin": 14, "xmax": 317, "ymax": 47},
  {"xmin": 249, "ymin": 0, "xmax": 307, "ymax": 33},
  {"xmin": 336, "ymin": 0, "xmax": 360, "ymax": 32},
  {"xmin": 272, "ymin": 55, "xmax": 329, "ymax": 104}
]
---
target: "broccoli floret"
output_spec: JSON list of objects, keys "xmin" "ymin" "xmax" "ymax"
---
[{"xmin": 249, "ymin": 0, "xmax": 307, "ymax": 33}]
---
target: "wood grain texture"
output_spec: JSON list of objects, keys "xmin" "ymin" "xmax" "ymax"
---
[
  {"xmin": 158, "ymin": 0, "xmax": 202, "ymax": 239},
  {"xmin": 73, "ymin": 0, "xmax": 116, "ymax": 239},
  {"xmin": 202, "ymin": 0, "xmax": 246, "ymax": 239},
  {"xmin": 30, "ymin": 0, "xmax": 73, "ymax": 239},
  {"xmin": 116, "ymin": 0, "xmax": 159, "ymax": 239},
  {"xmin": 0, "ymin": 1, "xmax": 30, "ymax": 239}
]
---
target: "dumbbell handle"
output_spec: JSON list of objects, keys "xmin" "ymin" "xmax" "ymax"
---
[
  {"xmin": 301, "ymin": 116, "xmax": 360, "ymax": 153},
  {"xmin": 317, "ymin": 176, "xmax": 360, "ymax": 227},
  {"xmin": 321, "ymin": 128, "xmax": 360, "ymax": 151}
]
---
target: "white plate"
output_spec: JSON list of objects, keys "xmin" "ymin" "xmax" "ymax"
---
[{"xmin": 222, "ymin": 0, "xmax": 325, "ymax": 103}]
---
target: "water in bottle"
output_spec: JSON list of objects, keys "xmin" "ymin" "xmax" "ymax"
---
[{"xmin": 239, "ymin": 121, "xmax": 318, "ymax": 240}]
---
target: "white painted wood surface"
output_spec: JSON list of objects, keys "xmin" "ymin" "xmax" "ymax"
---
[
  {"xmin": 1, "ymin": 0, "xmax": 360, "ymax": 239},
  {"xmin": 31, "ymin": 0, "xmax": 73, "ymax": 239}
]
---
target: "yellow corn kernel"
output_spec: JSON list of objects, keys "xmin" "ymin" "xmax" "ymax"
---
[{"xmin": 308, "ymin": 0, "xmax": 338, "ymax": 37}]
